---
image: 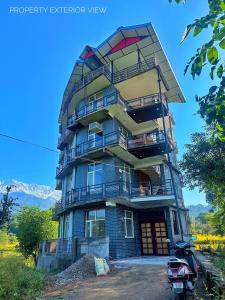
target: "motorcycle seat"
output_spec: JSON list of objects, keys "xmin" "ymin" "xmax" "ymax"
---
[{"xmin": 168, "ymin": 258, "xmax": 189, "ymax": 266}]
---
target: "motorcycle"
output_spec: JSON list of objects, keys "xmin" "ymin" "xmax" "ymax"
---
[{"xmin": 167, "ymin": 240, "xmax": 199, "ymax": 299}]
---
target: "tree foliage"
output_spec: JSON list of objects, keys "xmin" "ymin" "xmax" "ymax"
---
[
  {"xmin": 169, "ymin": 0, "xmax": 225, "ymax": 141},
  {"xmin": 180, "ymin": 132, "xmax": 225, "ymax": 200},
  {"xmin": 16, "ymin": 207, "xmax": 58, "ymax": 264},
  {"xmin": 0, "ymin": 186, "xmax": 17, "ymax": 229},
  {"xmin": 180, "ymin": 132, "xmax": 225, "ymax": 232}
]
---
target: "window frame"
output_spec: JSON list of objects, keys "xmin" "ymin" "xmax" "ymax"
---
[
  {"xmin": 172, "ymin": 210, "xmax": 179, "ymax": 235},
  {"xmin": 87, "ymin": 162, "xmax": 103, "ymax": 187},
  {"xmin": 124, "ymin": 210, "xmax": 134, "ymax": 238},
  {"xmin": 63, "ymin": 215, "xmax": 70, "ymax": 239},
  {"xmin": 85, "ymin": 209, "xmax": 105, "ymax": 238}
]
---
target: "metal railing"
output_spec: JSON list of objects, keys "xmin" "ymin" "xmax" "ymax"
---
[
  {"xmin": 73, "ymin": 65, "xmax": 111, "ymax": 94},
  {"xmin": 113, "ymin": 57, "xmax": 156, "ymax": 84},
  {"xmin": 56, "ymin": 130, "xmax": 174, "ymax": 177},
  {"xmin": 126, "ymin": 93, "xmax": 167, "ymax": 110},
  {"xmin": 128, "ymin": 131, "xmax": 168, "ymax": 149},
  {"xmin": 65, "ymin": 57, "xmax": 157, "ymax": 110},
  {"xmin": 58, "ymin": 129, "xmax": 73, "ymax": 148},
  {"xmin": 68, "ymin": 92, "xmax": 126, "ymax": 127},
  {"xmin": 55, "ymin": 180, "xmax": 174, "ymax": 213},
  {"xmin": 56, "ymin": 131, "xmax": 126, "ymax": 177}
]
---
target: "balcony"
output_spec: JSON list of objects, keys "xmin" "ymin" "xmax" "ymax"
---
[
  {"xmin": 126, "ymin": 93, "xmax": 168, "ymax": 123},
  {"xmin": 67, "ymin": 92, "xmax": 126, "ymax": 130},
  {"xmin": 128, "ymin": 131, "xmax": 173, "ymax": 159},
  {"xmin": 73, "ymin": 65, "xmax": 111, "ymax": 95},
  {"xmin": 66, "ymin": 57, "xmax": 158, "ymax": 110},
  {"xmin": 56, "ymin": 131, "xmax": 127, "ymax": 178},
  {"xmin": 113, "ymin": 57, "xmax": 156, "ymax": 84},
  {"xmin": 57, "ymin": 129, "xmax": 74, "ymax": 150},
  {"xmin": 55, "ymin": 180, "xmax": 174, "ymax": 214}
]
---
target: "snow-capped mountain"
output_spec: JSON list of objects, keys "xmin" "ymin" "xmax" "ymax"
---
[{"xmin": 0, "ymin": 179, "xmax": 61, "ymax": 209}]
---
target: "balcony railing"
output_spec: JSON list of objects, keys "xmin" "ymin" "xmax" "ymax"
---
[
  {"xmin": 113, "ymin": 57, "xmax": 156, "ymax": 84},
  {"xmin": 55, "ymin": 180, "xmax": 174, "ymax": 213},
  {"xmin": 126, "ymin": 93, "xmax": 166, "ymax": 110},
  {"xmin": 66, "ymin": 57, "xmax": 157, "ymax": 107},
  {"xmin": 56, "ymin": 131, "xmax": 126, "ymax": 177},
  {"xmin": 57, "ymin": 129, "xmax": 73, "ymax": 149},
  {"xmin": 68, "ymin": 92, "xmax": 126, "ymax": 127},
  {"xmin": 73, "ymin": 65, "xmax": 111, "ymax": 95},
  {"xmin": 128, "ymin": 131, "xmax": 170, "ymax": 149}
]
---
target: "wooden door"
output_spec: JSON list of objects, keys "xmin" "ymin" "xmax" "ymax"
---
[
  {"xmin": 154, "ymin": 222, "xmax": 168, "ymax": 255},
  {"xmin": 141, "ymin": 221, "xmax": 168, "ymax": 255},
  {"xmin": 140, "ymin": 223, "xmax": 154, "ymax": 255}
]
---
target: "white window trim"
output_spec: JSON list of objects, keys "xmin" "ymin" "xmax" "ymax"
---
[
  {"xmin": 87, "ymin": 162, "xmax": 102, "ymax": 187},
  {"xmin": 124, "ymin": 210, "xmax": 134, "ymax": 238},
  {"xmin": 85, "ymin": 209, "xmax": 105, "ymax": 238}
]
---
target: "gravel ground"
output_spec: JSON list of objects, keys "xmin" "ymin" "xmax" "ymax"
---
[{"xmin": 44, "ymin": 265, "xmax": 209, "ymax": 300}]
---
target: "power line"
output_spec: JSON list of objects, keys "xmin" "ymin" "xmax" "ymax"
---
[
  {"xmin": 0, "ymin": 131, "xmax": 163, "ymax": 172},
  {"xmin": 0, "ymin": 132, "xmax": 59, "ymax": 154}
]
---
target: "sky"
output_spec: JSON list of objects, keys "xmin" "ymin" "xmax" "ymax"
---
[{"xmin": 0, "ymin": 0, "xmax": 209, "ymax": 205}]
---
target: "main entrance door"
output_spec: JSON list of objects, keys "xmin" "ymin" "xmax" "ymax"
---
[{"xmin": 141, "ymin": 221, "xmax": 168, "ymax": 255}]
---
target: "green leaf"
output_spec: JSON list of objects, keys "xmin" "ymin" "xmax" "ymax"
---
[
  {"xmin": 219, "ymin": 39, "xmax": 225, "ymax": 49},
  {"xmin": 210, "ymin": 66, "xmax": 216, "ymax": 80},
  {"xmin": 181, "ymin": 25, "xmax": 192, "ymax": 43},
  {"xmin": 217, "ymin": 65, "xmax": 223, "ymax": 78},
  {"xmin": 193, "ymin": 26, "xmax": 202, "ymax": 37},
  {"xmin": 207, "ymin": 47, "xmax": 219, "ymax": 65},
  {"xmin": 220, "ymin": 1, "xmax": 225, "ymax": 10}
]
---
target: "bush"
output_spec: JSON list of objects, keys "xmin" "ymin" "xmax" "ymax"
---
[
  {"xmin": 0, "ymin": 256, "xmax": 45, "ymax": 299},
  {"xmin": 211, "ymin": 249, "xmax": 225, "ymax": 275},
  {"xmin": 194, "ymin": 234, "xmax": 225, "ymax": 251}
]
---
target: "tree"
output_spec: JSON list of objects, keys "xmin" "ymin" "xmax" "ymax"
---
[
  {"xmin": 0, "ymin": 186, "xmax": 17, "ymax": 229},
  {"xmin": 16, "ymin": 207, "xmax": 58, "ymax": 265},
  {"xmin": 180, "ymin": 132, "xmax": 225, "ymax": 232},
  {"xmin": 169, "ymin": 0, "xmax": 225, "ymax": 141},
  {"xmin": 180, "ymin": 132, "xmax": 225, "ymax": 199}
]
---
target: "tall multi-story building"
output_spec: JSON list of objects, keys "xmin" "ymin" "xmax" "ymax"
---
[{"xmin": 55, "ymin": 22, "xmax": 189, "ymax": 259}]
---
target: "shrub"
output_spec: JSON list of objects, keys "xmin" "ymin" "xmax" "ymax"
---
[
  {"xmin": 194, "ymin": 234, "xmax": 225, "ymax": 251},
  {"xmin": 0, "ymin": 256, "xmax": 45, "ymax": 299}
]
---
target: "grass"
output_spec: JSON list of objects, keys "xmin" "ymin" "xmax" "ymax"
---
[{"xmin": 0, "ymin": 230, "xmax": 45, "ymax": 299}]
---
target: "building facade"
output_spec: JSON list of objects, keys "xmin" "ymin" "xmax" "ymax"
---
[{"xmin": 55, "ymin": 23, "xmax": 189, "ymax": 259}]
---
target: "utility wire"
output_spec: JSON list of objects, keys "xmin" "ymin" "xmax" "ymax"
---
[
  {"xmin": 0, "ymin": 132, "xmax": 164, "ymax": 172},
  {"xmin": 0, "ymin": 132, "xmax": 59, "ymax": 154}
]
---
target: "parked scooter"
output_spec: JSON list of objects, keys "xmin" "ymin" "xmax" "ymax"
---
[{"xmin": 167, "ymin": 240, "xmax": 199, "ymax": 299}]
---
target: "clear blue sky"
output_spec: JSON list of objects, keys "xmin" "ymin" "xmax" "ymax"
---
[{"xmin": 0, "ymin": 0, "xmax": 209, "ymax": 205}]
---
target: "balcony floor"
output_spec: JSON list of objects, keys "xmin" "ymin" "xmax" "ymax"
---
[
  {"xmin": 128, "ymin": 143, "xmax": 169, "ymax": 159},
  {"xmin": 127, "ymin": 103, "xmax": 168, "ymax": 123}
]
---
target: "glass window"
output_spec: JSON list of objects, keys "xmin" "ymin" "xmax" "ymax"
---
[
  {"xmin": 87, "ymin": 163, "xmax": 102, "ymax": 187},
  {"xmin": 124, "ymin": 210, "xmax": 134, "ymax": 238},
  {"xmin": 85, "ymin": 209, "xmax": 105, "ymax": 238},
  {"xmin": 63, "ymin": 215, "xmax": 69, "ymax": 238},
  {"xmin": 172, "ymin": 210, "xmax": 179, "ymax": 235}
]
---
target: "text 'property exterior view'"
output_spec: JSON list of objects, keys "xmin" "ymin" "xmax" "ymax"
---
[{"xmin": 48, "ymin": 22, "xmax": 190, "ymax": 265}]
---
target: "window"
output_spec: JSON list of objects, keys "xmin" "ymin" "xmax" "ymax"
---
[
  {"xmin": 63, "ymin": 215, "xmax": 69, "ymax": 238},
  {"xmin": 88, "ymin": 131, "xmax": 102, "ymax": 149},
  {"xmin": 124, "ymin": 210, "xmax": 134, "ymax": 238},
  {"xmin": 87, "ymin": 163, "xmax": 102, "ymax": 186},
  {"xmin": 121, "ymin": 163, "xmax": 131, "ymax": 191},
  {"xmin": 172, "ymin": 210, "xmax": 179, "ymax": 235},
  {"xmin": 119, "ymin": 126, "xmax": 128, "ymax": 138},
  {"xmin": 85, "ymin": 209, "xmax": 105, "ymax": 237}
]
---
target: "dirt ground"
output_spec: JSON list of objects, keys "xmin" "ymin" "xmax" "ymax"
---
[{"xmin": 43, "ymin": 265, "xmax": 209, "ymax": 300}]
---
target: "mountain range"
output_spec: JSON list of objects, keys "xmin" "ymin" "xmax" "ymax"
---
[
  {"xmin": 0, "ymin": 179, "xmax": 211, "ymax": 217},
  {"xmin": 187, "ymin": 204, "xmax": 211, "ymax": 218},
  {"xmin": 0, "ymin": 179, "xmax": 61, "ymax": 210}
]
